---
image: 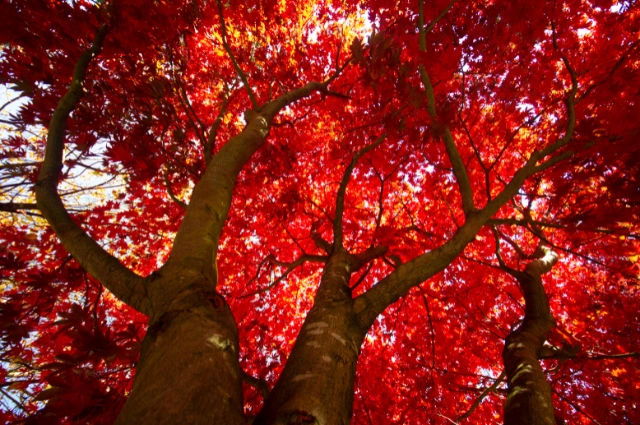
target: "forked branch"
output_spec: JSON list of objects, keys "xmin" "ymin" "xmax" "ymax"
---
[
  {"xmin": 240, "ymin": 254, "xmax": 327, "ymax": 298},
  {"xmin": 354, "ymin": 34, "xmax": 583, "ymax": 329},
  {"xmin": 241, "ymin": 371, "xmax": 271, "ymax": 400},
  {"xmin": 167, "ymin": 76, "xmax": 349, "ymax": 285},
  {"xmin": 334, "ymin": 133, "xmax": 386, "ymax": 248}
]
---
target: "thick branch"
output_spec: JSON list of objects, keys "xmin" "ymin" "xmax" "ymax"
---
[
  {"xmin": 311, "ymin": 231, "xmax": 333, "ymax": 254},
  {"xmin": 502, "ymin": 245, "xmax": 558, "ymax": 425},
  {"xmin": 353, "ymin": 85, "xmax": 582, "ymax": 323},
  {"xmin": 34, "ymin": 25, "xmax": 150, "ymax": 315},
  {"xmin": 0, "ymin": 202, "xmax": 39, "ymax": 213},
  {"xmin": 352, "ymin": 245, "xmax": 388, "ymax": 271},
  {"xmin": 542, "ymin": 350, "xmax": 639, "ymax": 361},
  {"xmin": 354, "ymin": 152, "xmax": 541, "ymax": 329}
]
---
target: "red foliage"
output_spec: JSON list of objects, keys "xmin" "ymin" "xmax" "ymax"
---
[{"xmin": 1, "ymin": 0, "xmax": 638, "ymax": 423}]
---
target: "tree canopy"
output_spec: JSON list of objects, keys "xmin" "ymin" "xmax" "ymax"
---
[{"xmin": 0, "ymin": 0, "xmax": 638, "ymax": 424}]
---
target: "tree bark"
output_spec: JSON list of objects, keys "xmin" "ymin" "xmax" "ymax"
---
[
  {"xmin": 502, "ymin": 247, "xmax": 558, "ymax": 425},
  {"xmin": 115, "ymin": 278, "xmax": 245, "ymax": 425},
  {"xmin": 255, "ymin": 249, "xmax": 367, "ymax": 425}
]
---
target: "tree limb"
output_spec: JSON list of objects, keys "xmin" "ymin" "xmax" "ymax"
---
[
  {"xmin": 334, "ymin": 134, "xmax": 386, "ymax": 248},
  {"xmin": 241, "ymin": 370, "xmax": 270, "ymax": 400},
  {"xmin": 418, "ymin": 0, "xmax": 474, "ymax": 217},
  {"xmin": 0, "ymin": 202, "xmax": 39, "ymax": 213},
  {"xmin": 240, "ymin": 254, "xmax": 327, "ymax": 298},
  {"xmin": 353, "ymin": 148, "xmax": 540, "ymax": 329},
  {"xmin": 34, "ymin": 25, "xmax": 150, "ymax": 315},
  {"xmin": 455, "ymin": 370, "xmax": 506, "ymax": 422},
  {"xmin": 542, "ymin": 350, "xmax": 639, "ymax": 361},
  {"xmin": 216, "ymin": 0, "xmax": 259, "ymax": 109},
  {"xmin": 165, "ymin": 79, "xmax": 341, "ymax": 288}
]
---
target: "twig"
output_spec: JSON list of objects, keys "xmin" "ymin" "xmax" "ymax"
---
[
  {"xmin": 241, "ymin": 371, "xmax": 270, "ymax": 400},
  {"xmin": 240, "ymin": 254, "xmax": 327, "ymax": 298},
  {"xmin": 455, "ymin": 371, "xmax": 506, "ymax": 422},
  {"xmin": 216, "ymin": 0, "xmax": 258, "ymax": 109},
  {"xmin": 553, "ymin": 389, "xmax": 602, "ymax": 425},
  {"xmin": 163, "ymin": 169, "xmax": 188, "ymax": 209}
]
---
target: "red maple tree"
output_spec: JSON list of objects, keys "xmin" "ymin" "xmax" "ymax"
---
[{"xmin": 1, "ymin": 0, "xmax": 638, "ymax": 424}]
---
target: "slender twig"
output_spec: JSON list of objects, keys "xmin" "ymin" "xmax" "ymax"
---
[
  {"xmin": 553, "ymin": 389, "xmax": 602, "ymax": 425},
  {"xmin": 577, "ymin": 39, "xmax": 640, "ymax": 103},
  {"xmin": 205, "ymin": 86, "xmax": 236, "ymax": 162},
  {"xmin": 456, "ymin": 370, "xmax": 506, "ymax": 422},
  {"xmin": 176, "ymin": 78, "xmax": 207, "ymax": 145},
  {"xmin": 423, "ymin": 0, "xmax": 459, "ymax": 36},
  {"xmin": 0, "ymin": 387, "xmax": 28, "ymax": 413},
  {"xmin": 163, "ymin": 169, "xmax": 188, "ymax": 209},
  {"xmin": 420, "ymin": 293, "xmax": 436, "ymax": 369},
  {"xmin": 240, "ymin": 254, "xmax": 327, "ymax": 298},
  {"xmin": 0, "ymin": 93, "xmax": 25, "ymax": 113},
  {"xmin": 216, "ymin": 0, "xmax": 258, "ymax": 109}
]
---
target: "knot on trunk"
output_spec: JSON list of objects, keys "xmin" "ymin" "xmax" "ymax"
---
[
  {"xmin": 206, "ymin": 291, "xmax": 226, "ymax": 310},
  {"xmin": 281, "ymin": 410, "xmax": 317, "ymax": 425}
]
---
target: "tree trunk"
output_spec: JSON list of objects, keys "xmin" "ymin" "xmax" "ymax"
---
[
  {"xmin": 255, "ymin": 249, "xmax": 366, "ymax": 425},
  {"xmin": 502, "ymin": 247, "xmax": 558, "ymax": 425},
  {"xmin": 115, "ymin": 279, "xmax": 244, "ymax": 425}
]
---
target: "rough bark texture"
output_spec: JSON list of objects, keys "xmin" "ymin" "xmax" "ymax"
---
[
  {"xmin": 115, "ymin": 279, "xmax": 244, "ymax": 425},
  {"xmin": 255, "ymin": 249, "xmax": 367, "ymax": 425},
  {"xmin": 502, "ymin": 247, "xmax": 558, "ymax": 425}
]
